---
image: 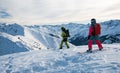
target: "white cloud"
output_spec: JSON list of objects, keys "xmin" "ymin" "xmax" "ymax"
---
[{"xmin": 0, "ymin": 0, "xmax": 120, "ymax": 25}]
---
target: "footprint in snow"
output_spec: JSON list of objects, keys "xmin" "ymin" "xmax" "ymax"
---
[
  {"xmin": 30, "ymin": 63, "xmax": 47, "ymax": 72},
  {"xmin": 53, "ymin": 60, "xmax": 68, "ymax": 67},
  {"xmin": 64, "ymin": 55, "xmax": 80, "ymax": 63},
  {"xmin": 5, "ymin": 57, "xmax": 14, "ymax": 73}
]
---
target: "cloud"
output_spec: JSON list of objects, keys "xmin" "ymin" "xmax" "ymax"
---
[
  {"xmin": 97, "ymin": 2, "xmax": 120, "ymax": 20},
  {"xmin": 102, "ymin": 2, "xmax": 120, "ymax": 12},
  {"xmin": 0, "ymin": 10, "xmax": 11, "ymax": 18},
  {"xmin": 0, "ymin": 0, "xmax": 120, "ymax": 25}
]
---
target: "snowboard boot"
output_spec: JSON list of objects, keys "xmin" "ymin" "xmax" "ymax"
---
[
  {"xmin": 67, "ymin": 46, "xmax": 70, "ymax": 49},
  {"xmin": 59, "ymin": 47, "xmax": 62, "ymax": 49},
  {"xmin": 99, "ymin": 47, "xmax": 103, "ymax": 51},
  {"xmin": 59, "ymin": 48, "xmax": 62, "ymax": 49},
  {"xmin": 87, "ymin": 49, "xmax": 92, "ymax": 53}
]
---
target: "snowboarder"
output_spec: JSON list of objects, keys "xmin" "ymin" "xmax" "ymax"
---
[
  {"xmin": 59, "ymin": 27, "xmax": 70, "ymax": 49},
  {"xmin": 87, "ymin": 18, "xmax": 103, "ymax": 53}
]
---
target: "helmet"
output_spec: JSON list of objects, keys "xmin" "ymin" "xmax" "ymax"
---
[
  {"xmin": 61, "ymin": 27, "xmax": 65, "ymax": 31},
  {"xmin": 91, "ymin": 18, "xmax": 96, "ymax": 23},
  {"xmin": 91, "ymin": 18, "xmax": 96, "ymax": 26}
]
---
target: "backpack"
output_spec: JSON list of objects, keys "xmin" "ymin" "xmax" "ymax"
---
[
  {"xmin": 65, "ymin": 29, "xmax": 70, "ymax": 37},
  {"xmin": 93, "ymin": 23, "xmax": 101, "ymax": 35}
]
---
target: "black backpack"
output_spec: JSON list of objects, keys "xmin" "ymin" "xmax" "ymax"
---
[{"xmin": 65, "ymin": 29, "xmax": 70, "ymax": 37}]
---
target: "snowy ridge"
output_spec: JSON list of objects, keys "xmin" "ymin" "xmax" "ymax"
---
[
  {"xmin": 38, "ymin": 20, "xmax": 120, "ymax": 45},
  {"xmin": 0, "ymin": 44, "xmax": 120, "ymax": 73},
  {"xmin": 0, "ymin": 23, "xmax": 24, "ymax": 36},
  {"xmin": 0, "ymin": 23, "xmax": 47, "ymax": 56},
  {"xmin": 24, "ymin": 26, "xmax": 60, "ymax": 49},
  {"xmin": 0, "ymin": 32, "xmax": 28, "ymax": 56},
  {"xmin": 61, "ymin": 20, "xmax": 120, "ymax": 45},
  {"xmin": 0, "ymin": 23, "xmax": 73, "ymax": 56}
]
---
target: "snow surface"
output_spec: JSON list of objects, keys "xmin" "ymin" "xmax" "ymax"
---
[{"xmin": 0, "ymin": 44, "xmax": 120, "ymax": 73}]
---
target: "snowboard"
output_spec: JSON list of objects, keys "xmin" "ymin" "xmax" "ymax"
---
[{"xmin": 78, "ymin": 49, "xmax": 104, "ymax": 54}]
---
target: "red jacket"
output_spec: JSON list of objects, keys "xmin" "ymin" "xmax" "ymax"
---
[{"xmin": 89, "ymin": 23, "xmax": 101, "ymax": 36}]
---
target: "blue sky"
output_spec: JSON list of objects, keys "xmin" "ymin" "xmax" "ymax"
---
[{"xmin": 0, "ymin": 0, "xmax": 120, "ymax": 25}]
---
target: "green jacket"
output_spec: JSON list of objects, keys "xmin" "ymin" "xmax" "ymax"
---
[{"xmin": 61, "ymin": 31, "xmax": 66, "ymax": 38}]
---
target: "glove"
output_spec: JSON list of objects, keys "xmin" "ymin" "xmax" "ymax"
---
[
  {"xmin": 88, "ymin": 35, "xmax": 90, "ymax": 40},
  {"xmin": 92, "ymin": 32, "xmax": 95, "ymax": 36}
]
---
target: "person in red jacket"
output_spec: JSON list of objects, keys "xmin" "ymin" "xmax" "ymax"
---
[{"xmin": 87, "ymin": 18, "xmax": 103, "ymax": 53}]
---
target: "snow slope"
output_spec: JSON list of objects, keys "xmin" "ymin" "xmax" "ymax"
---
[
  {"xmin": 0, "ymin": 23, "xmax": 48, "ymax": 56},
  {"xmin": 0, "ymin": 44, "xmax": 120, "ymax": 73},
  {"xmin": 0, "ymin": 23, "xmax": 28, "ymax": 56},
  {"xmin": 0, "ymin": 33, "xmax": 28, "ymax": 56},
  {"xmin": 25, "ymin": 25, "xmax": 61, "ymax": 49},
  {"xmin": 0, "ymin": 23, "xmax": 74, "ymax": 56}
]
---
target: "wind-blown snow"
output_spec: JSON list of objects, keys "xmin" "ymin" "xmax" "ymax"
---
[{"xmin": 0, "ymin": 44, "xmax": 120, "ymax": 73}]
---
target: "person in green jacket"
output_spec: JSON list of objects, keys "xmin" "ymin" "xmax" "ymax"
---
[{"xmin": 59, "ymin": 27, "xmax": 70, "ymax": 49}]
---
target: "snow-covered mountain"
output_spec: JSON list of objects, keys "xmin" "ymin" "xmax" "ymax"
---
[
  {"xmin": 42, "ymin": 20, "xmax": 120, "ymax": 46},
  {"xmin": 0, "ymin": 23, "xmax": 73, "ymax": 56},
  {"xmin": 0, "ymin": 20, "xmax": 120, "ymax": 55},
  {"xmin": 67, "ymin": 20, "xmax": 120, "ymax": 45},
  {"xmin": 0, "ymin": 23, "xmax": 28, "ymax": 56}
]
